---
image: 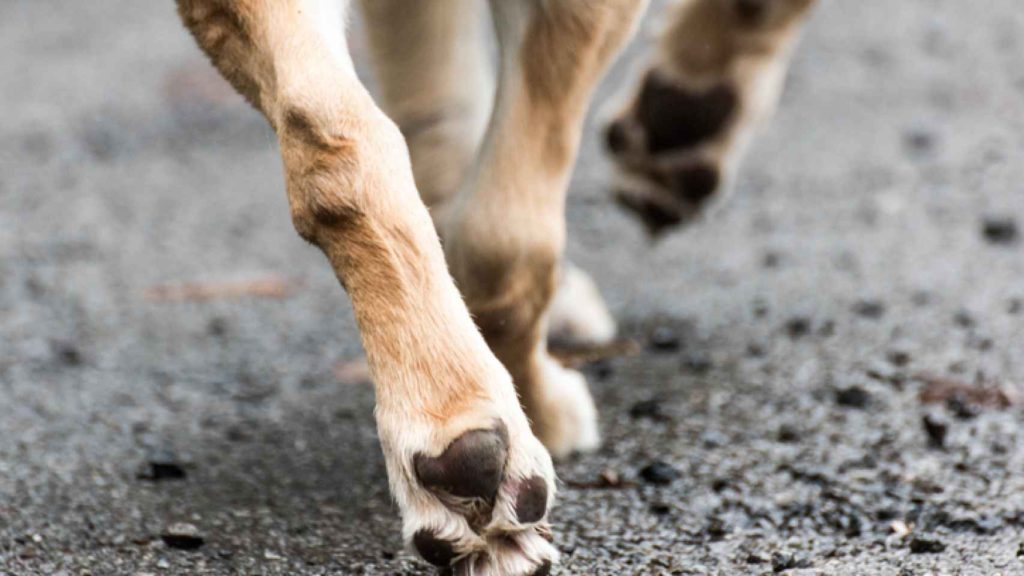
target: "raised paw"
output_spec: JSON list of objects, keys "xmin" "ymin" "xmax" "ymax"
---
[
  {"xmin": 604, "ymin": 68, "xmax": 740, "ymax": 236},
  {"xmin": 603, "ymin": 0, "xmax": 817, "ymax": 236},
  {"xmin": 380, "ymin": 404, "xmax": 558, "ymax": 574}
]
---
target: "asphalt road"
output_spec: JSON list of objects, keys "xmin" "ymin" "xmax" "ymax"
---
[{"xmin": 2, "ymin": 1, "xmax": 1024, "ymax": 574}]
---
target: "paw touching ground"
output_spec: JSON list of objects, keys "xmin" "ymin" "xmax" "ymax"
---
[
  {"xmin": 604, "ymin": 0, "xmax": 817, "ymax": 235},
  {"xmin": 380, "ymin": 399, "xmax": 558, "ymax": 574}
]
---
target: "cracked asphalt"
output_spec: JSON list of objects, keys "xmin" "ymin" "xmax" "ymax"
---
[{"xmin": 2, "ymin": 0, "xmax": 1024, "ymax": 574}]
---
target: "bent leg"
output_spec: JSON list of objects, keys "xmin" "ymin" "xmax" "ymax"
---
[
  {"xmin": 605, "ymin": 0, "xmax": 818, "ymax": 234},
  {"xmin": 360, "ymin": 0, "xmax": 618, "ymax": 349},
  {"xmin": 176, "ymin": 1, "xmax": 557, "ymax": 573},
  {"xmin": 443, "ymin": 0, "xmax": 649, "ymax": 456}
]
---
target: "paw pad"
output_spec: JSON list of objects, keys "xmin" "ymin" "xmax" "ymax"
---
[
  {"xmin": 414, "ymin": 423, "xmax": 509, "ymax": 501},
  {"xmin": 514, "ymin": 476, "xmax": 549, "ymax": 524},
  {"xmin": 413, "ymin": 529, "xmax": 456, "ymax": 567}
]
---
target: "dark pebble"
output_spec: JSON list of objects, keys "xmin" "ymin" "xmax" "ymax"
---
[
  {"xmin": 747, "ymin": 342, "xmax": 766, "ymax": 357},
  {"xmin": 705, "ymin": 517, "xmax": 728, "ymax": 541},
  {"xmin": 762, "ymin": 251, "xmax": 782, "ymax": 269},
  {"xmin": 51, "ymin": 341, "xmax": 83, "ymax": 366},
  {"xmin": 138, "ymin": 448, "xmax": 188, "ymax": 479},
  {"xmin": 137, "ymin": 460, "xmax": 187, "ymax": 481},
  {"xmin": 904, "ymin": 129, "xmax": 935, "ymax": 155},
  {"xmin": 161, "ymin": 523, "xmax": 205, "ymax": 550},
  {"xmin": 835, "ymin": 386, "xmax": 871, "ymax": 409},
  {"xmin": 922, "ymin": 414, "xmax": 948, "ymax": 449},
  {"xmin": 785, "ymin": 317, "xmax": 812, "ymax": 339},
  {"xmin": 648, "ymin": 326, "xmax": 680, "ymax": 351},
  {"xmin": 629, "ymin": 399, "xmax": 667, "ymax": 421},
  {"xmin": 639, "ymin": 460, "xmax": 680, "ymax": 485},
  {"xmin": 908, "ymin": 537, "xmax": 946, "ymax": 554},
  {"xmin": 771, "ymin": 551, "xmax": 811, "ymax": 572},
  {"xmin": 887, "ymin": 350, "xmax": 912, "ymax": 367},
  {"xmin": 649, "ymin": 502, "xmax": 671, "ymax": 516},
  {"xmin": 981, "ymin": 216, "xmax": 1018, "ymax": 245},
  {"xmin": 852, "ymin": 300, "xmax": 886, "ymax": 319},
  {"xmin": 953, "ymin": 310, "xmax": 976, "ymax": 328},
  {"xmin": 777, "ymin": 424, "xmax": 801, "ymax": 443}
]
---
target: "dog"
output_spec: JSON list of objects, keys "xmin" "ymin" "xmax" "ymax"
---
[{"xmin": 175, "ymin": 0, "xmax": 817, "ymax": 573}]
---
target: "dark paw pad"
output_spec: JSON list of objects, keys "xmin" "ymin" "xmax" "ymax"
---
[
  {"xmin": 514, "ymin": 476, "xmax": 549, "ymax": 524},
  {"xmin": 614, "ymin": 188, "xmax": 684, "ymax": 236},
  {"xmin": 415, "ymin": 423, "xmax": 509, "ymax": 501},
  {"xmin": 413, "ymin": 530, "xmax": 456, "ymax": 567},
  {"xmin": 670, "ymin": 165, "xmax": 720, "ymax": 204},
  {"xmin": 636, "ymin": 73, "xmax": 738, "ymax": 154}
]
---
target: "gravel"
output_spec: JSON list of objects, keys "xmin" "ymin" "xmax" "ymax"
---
[{"xmin": 3, "ymin": 0, "xmax": 1024, "ymax": 575}]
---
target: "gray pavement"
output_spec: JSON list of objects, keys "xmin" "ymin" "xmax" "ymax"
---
[{"xmin": 2, "ymin": 1, "xmax": 1024, "ymax": 574}]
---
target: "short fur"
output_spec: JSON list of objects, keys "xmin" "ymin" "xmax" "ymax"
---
[{"xmin": 174, "ymin": 0, "xmax": 815, "ymax": 573}]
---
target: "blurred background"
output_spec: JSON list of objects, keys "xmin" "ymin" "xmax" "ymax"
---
[{"xmin": 2, "ymin": 0, "xmax": 1023, "ymax": 574}]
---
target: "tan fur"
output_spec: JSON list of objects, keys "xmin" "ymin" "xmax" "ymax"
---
[{"xmin": 174, "ymin": 0, "xmax": 814, "ymax": 572}]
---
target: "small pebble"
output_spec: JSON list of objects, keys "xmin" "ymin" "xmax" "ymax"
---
[
  {"xmin": 648, "ymin": 326, "xmax": 680, "ymax": 352},
  {"xmin": 852, "ymin": 300, "xmax": 886, "ymax": 319},
  {"xmin": 161, "ymin": 523, "xmax": 204, "ymax": 550},
  {"xmin": 649, "ymin": 502, "xmax": 671, "ymax": 516},
  {"xmin": 771, "ymin": 551, "xmax": 811, "ymax": 572},
  {"xmin": 904, "ymin": 128, "xmax": 935, "ymax": 155},
  {"xmin": 138, "ymin": 460, "xmax": 187, "ymax": 482},
  {"xmin": 138, "ymin": 449, "xmax": 188, "ymax": 481},
  {"xmin": 836, "ymin": 386, "xmax": 871, "ymax": 409},
  {"xmin": 981, "ymin": 216, "xmax": 1018, "ymax": 245},
  {"xmin": 922, "ymin": 414, "xmax": 948, "ymax": 449},
  {"xmin": 785, "ymin": 317, "xmax": 812, "ymax": 339},
  {"xmin": 887, "ymin": 350, "xmax": 912, "ymax": 367},
  {"xmin": 705, "ymin": 517, "xmax": 728, "ymax": 540},
  {"xmin": 953, "ymin": 310, "xmax": 976, "ymax": 328},
  {"xmin": 777, "ymin": 424, "xmax": 801, "ymax": 443},
  {"xmin": 629, "ymin": 399, "xmax": 667, "ymax": 421},
  {"xmin": 908, "ymin": 537, "xmax": 946, "ymax": 554},
  {"xmin": 51, "ymin": 341, "xmax": 83, "ymax": 366},
  {"xmin": 639, "ymin": 461, "xmax": 680, "ymax": 485}
]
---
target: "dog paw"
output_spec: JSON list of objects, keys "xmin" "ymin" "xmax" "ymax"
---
[
  {"xmin": 528, "ymin": 355, "xmax": 601, "ymax": 459},
  {"xmin": 379, "ymin": 399, "xmax": 558, "ymax": 574},
  {"xmin": 604, "ymin": 69, "xmax": 739, "ymax": 235}
]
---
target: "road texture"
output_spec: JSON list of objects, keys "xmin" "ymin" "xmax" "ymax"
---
[{"xmin": 2, "ymin": 0, "xmax": 1024, "ymax": 574}]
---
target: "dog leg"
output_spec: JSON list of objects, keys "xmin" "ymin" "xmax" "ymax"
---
[
  {"xmin": 176, "ymin": 1, "xmax": 557, "ymax": 572},
  {"xmin": 361, "ymin": 0, "xmax": 618, "ymax": 350},
  {"xmin": 443, "ymin": 0, "xmax": 649, "ymax": 461}
]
